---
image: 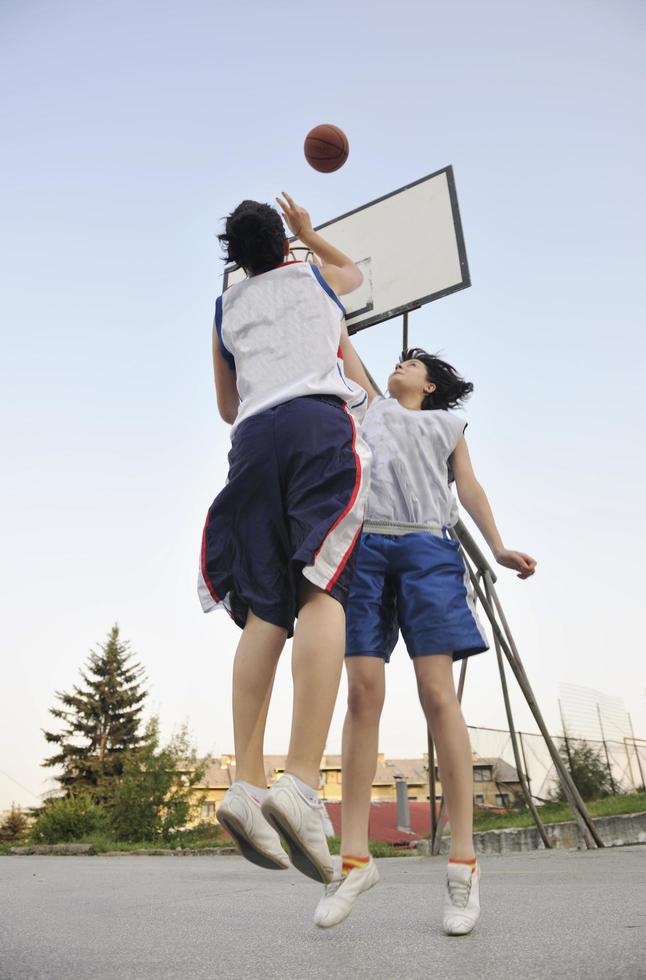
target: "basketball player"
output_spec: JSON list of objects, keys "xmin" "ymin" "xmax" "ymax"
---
[
  {"xmin": 313, "ymin": 333, "xmax": 536, "ymax": 934},
  {"xmin": 198, "ymin": 194, "xmax": 370, "ymax": 884}
]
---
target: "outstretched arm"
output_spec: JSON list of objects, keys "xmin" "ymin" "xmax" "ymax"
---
[
  {"xmin": 451, "ymin": 437, "xmax": 537, "ymax": 579},
  {"xmin": 276, "ymin": 192, "xmax": 363, "ymax": 296},
  {"xmin": 339, "ymin": 320, "xmax": 380, "ymax": 405},
  {"xmin": 212, "ymin": 323, "xmax": 239, "ymax": 424}
]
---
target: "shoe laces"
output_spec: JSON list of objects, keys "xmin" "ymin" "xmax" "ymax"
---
[
  {"xmin": 447, "ymin": 874, "xmax": 472, "ymax": 910},
  {"xmin": 324, "ymin": 876, "xmax": 344, "ymax": 897}
]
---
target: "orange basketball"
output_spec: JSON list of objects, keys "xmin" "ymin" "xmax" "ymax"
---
[{"xmin": 304, "ymin": 124, "xmax": 349, "ymax": 173}]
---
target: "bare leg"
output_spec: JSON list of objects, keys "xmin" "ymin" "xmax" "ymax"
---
[
  {"xmin": 285, "ymin": 581, "xmax": 346, "ymax": 788},
  {"xmin": 233, "ymin": 611, "xmax": 287, "ymax": 787},
  {"xmin": 340, "ymin": 656, "xmax": 386, "ymax": 856},
  {"xmin": 413, "ymin": 654, "xmax": 475, "ymax": 860}
]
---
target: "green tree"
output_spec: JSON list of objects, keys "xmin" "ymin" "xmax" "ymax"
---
[
  {"xmin": 0, "ymin": 804, "xmax": 29, "ymax": 842},
  {"xmin": 108, "ymin": 718, "xmax": 206, "ymax": 841},
  {"xmin": 43, "ymin": 625, "xmax": 148, "ymax": 800},
  {"xmin": 554, "ymin": 739, "xmax": 614, "ymax": 802}
]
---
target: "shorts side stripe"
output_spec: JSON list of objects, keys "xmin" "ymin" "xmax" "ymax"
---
[
  {"xmin": 198, "ymin": 513, "xmax": 221, "ymax": 610},
  {"xmin": 305, "ymin": 405, "xmax": 370, "ymax": 592}
]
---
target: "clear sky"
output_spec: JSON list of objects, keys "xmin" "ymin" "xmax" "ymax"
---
[{"xmin": 1, "ymin": 0, "xmax": 645, "ymax": 810}]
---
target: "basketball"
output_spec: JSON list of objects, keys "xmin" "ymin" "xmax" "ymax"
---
[{"xmin": 304, "ymin": 124, "xmax": 349, "ymax": 173}]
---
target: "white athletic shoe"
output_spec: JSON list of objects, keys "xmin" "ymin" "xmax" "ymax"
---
[
  {"xmin": 261, "ymin": 773, "xmax": 334, "ymax": 883},
  {"xmin": 443, "ymin": 862, "xmax": 481, "ymax": 936},
  {"xmin": 216, "ymin": 783, "xmax": 289, "ymax": 871},
  {"xmin": 314, "ymin": 856, "xmax": 380, "ymax": 928}
]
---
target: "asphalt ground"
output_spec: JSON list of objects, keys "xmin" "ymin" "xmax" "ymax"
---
[{"xmin": 1, "ymin": 846, "xmax": 645, "ymax": 980}]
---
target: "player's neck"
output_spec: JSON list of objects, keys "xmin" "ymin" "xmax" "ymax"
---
[{"xmin": 394, "ymin": 394, "xmax": 424, "ymax": 411}]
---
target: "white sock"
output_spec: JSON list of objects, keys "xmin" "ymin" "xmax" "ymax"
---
[
  {"xmin": 235, "ymin": 780, "xmax": 268, "ymax": 803},
  {"xmin": 285, "ymin": 772, "xmax": 319, "ymax": 803}
]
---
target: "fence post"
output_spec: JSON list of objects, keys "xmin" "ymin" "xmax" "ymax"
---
[
  {"xmin": 596, "ymin": 704, "xmax": 617, "ymax": 796},
  {"xmin": 629, "ymin": 714, "xmax": 645, "ymax": 789},
  {"xmin": 558, "ymin": 700, "xmax": 575, "ymax": 774}
]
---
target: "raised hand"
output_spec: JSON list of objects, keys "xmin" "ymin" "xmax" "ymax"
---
[{"xmin": 276, "ymin": 192, "xmax": 313, "ymax": 239}]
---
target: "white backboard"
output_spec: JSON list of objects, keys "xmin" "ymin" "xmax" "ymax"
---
[{"xmin": 223, "ymin": 166, "xmax": 470, "ymax": 335}]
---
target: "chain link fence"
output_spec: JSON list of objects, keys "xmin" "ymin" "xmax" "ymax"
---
[{"xmin": 467, "ymin": 725, "xmax": 646, "ymax": 802}]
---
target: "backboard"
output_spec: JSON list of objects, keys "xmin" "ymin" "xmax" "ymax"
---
[{"xmin": 222, "ymin": 166, "xmax": 470, "ymax": 335}]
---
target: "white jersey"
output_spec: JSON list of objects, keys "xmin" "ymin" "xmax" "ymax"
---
[
  {"xmin": 361, "ymin": 397, "xmax": 467, "ymax": 530},
  {"xmin": 216, "ymin": 261, "xmax": 368, "ymax": 435}
]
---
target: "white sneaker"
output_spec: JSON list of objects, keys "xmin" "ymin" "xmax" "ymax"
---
[
  {"xmin": 217, "ymin": 783, "xmax": 289, "ymax": 871},
  {"xmin": 314, "ymin": 856, "xmax": 380, "ymax": 928},
  {"xmin": 261, "ymin": 773, "xmax": 333, "ymax": 883},
  {"xmin": 443, "ymin": 862, "xmax": 481, "ymax": 936}
]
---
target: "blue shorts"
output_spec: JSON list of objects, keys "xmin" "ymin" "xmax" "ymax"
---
[
  {"xmin": 345, "ymin": 532, "xmax": 489, "ymax": 662},
  {"xmin": 198, "ymin": 396, "xmax": 369, "ymax": 636}
]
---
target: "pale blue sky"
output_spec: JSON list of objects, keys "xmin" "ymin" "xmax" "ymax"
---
[{"xmin": 1, "ymin": 0, "xmax": 645, "ymax": 809}]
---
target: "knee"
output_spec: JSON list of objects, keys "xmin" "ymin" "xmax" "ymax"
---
[
  {"xmin": 347, "ymin": 676, "xmax": 384, "ymax": 720},
  {"xmin": 417, "ymin": 678, "xmax": 455, "ymax": 717}
]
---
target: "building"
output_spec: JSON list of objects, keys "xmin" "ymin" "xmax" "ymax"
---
[
  {"xmin": 192, "ymin": 751, "xmax": 522, "ymax": 823},
  {"xmin": 470, "ymin": 756, "xmax": 523, "ymax": 808}
]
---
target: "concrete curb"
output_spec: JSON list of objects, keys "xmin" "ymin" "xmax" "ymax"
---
[
  {"xmin": 416, "ymin": 810, "xmax": 646, "ymax": 855},
  {"xmin": 6, "ymin": 845, "xmax": 238, "ymax": 857},
  {"xmin": 8, "ymin": 844, "xmax": 97, "ymax": 856}
]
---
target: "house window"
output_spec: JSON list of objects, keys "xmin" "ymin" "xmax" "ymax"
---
[
  {"xmin": 201, "ymin": 803, "xmax": 216, "ymax": 820},
  {"xmin": 474, "ymin": 767, "xmax": 493, "ymax": 782},
  {"xmin": 495, "ymin": 793, "xmax": 510, "ymax": 808},
  {"xmin": 474, "ymin": 794, "xmax": 485, "ymax": 805}
]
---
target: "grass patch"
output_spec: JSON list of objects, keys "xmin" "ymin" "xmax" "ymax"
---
[
  {"xmin": 0, "ymin": 840, "xmax": 30, "ymax": 855},
  {"xmin": 327, "ymin": 836, "xmax": 413, "ymax": 859},
  {"xmin": 1, "ymin": 832, "xmax": 408, "ymax": 858},
  {"xmin": 467, "ymin": 792, "xmax": 646, "ymax": 834}
]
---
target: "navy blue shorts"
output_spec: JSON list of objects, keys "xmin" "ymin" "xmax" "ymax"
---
[
  {"xmin": 198, "ymin": 396, "xmax": 370, "ymax": 635},
  {"xmin": 345, "ymin": 532, "xmax": 489, "ymax": 662}
]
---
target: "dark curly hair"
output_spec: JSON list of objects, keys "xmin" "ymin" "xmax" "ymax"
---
[
  {"xmin": 218, "ymin": 200, "xmax": 286, "ymax": 275},
  {"xmin": 400, "ymin": 348, "xmax": 473, "ymax": 410}
]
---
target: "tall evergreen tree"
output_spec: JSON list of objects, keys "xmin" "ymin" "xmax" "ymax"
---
[{"xmin": 43, "ymin": 625, "xmax": 148, "ymax": 799}]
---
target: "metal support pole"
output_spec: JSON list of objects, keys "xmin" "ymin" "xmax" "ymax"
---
[
  {"xmin": 596, "ymin": 704, "xmax": 617, "ymax": 795},
  {"xmin": 519, "ymin": 732, "xmax": 532, "ymax": 798},
  {"xmin": 483, "ymin": 571, "xmax": 551, "ymax": 848},
  {"xmin": 462, "ymin": 561, "xmax": 603, "ymax": 847},
  {"xmin": 628, "ymin": 714, "xmax": 645, "ymax": 789},
  {"xmin": 474, "ymin": 567, "xmax": 601, "ymax": 845},
  {"xmin": 359, "ymin": 358, "xmax": 383, "ymax": 397},
  {"xmin": 558, "ymin": 700, "xmax": 575, "ymax": 774},
  {"xmin": 402, "ymin": 312, "xmax": 409, "ymax": 353},
  {"xmin": 427, "ymin": 728, "xmax": 437, "ymax": 845},
  {"xmin": 623, "ymin": 738, "xmax": 637, "ymax": 793}
]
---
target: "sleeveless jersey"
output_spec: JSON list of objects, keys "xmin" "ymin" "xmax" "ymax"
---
[
  {"xmin": 216, "ymin": 262, "xmax": 368, "ymax": 434},
  {"xmin": 361, "ymin": 397, "xmax": 467, "ymax": 529}
]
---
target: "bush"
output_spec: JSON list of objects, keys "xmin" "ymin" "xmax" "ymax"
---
[
  {"xmin": 107, "ymin": 719, "xmax": 206, "ymax": 842},
  {"xmin": 553, "ymin": 739, "xmax": 614, "ymax": 802},
  {"xmin": 0, "ymin": 805, "xmax": 29, "ymax": 842},
  {"xmin": 31, "ymin": 793, "xmax": 108, "ymax": 843}
]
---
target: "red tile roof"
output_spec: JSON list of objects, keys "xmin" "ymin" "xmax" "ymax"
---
[{"xmin": 325, "ymin": 801, "xmax": 439, "ymax": 846}]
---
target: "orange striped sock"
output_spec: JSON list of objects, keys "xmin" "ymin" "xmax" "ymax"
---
[
  {"xmin": 341, "ymin": 854, "xmax": 370, "ymax": 878},
  {"xmin": 449, "ymin": 856, "xmax": 477, "ymax": 870}
]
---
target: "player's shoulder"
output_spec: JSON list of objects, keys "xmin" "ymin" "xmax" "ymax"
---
[
  {"xmin": 366, "ymin": 395, "xmax": 388, "ymax": 414},
  {"xmin": 438, "ymin": 409, "xmax": 468, "ymax": 440}
]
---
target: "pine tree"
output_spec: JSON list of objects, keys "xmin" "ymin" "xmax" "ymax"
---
[
  {"xmin": 43, "ymin": 625, "xmax": 148, "ymax": 800},
  {"xmin": 0, "ymin": 804, "xmax": 29, "ymax": 842}
]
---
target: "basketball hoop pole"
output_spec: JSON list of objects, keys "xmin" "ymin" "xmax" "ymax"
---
[{"xmin": 443, "ymin": 519, "xmax": 603, "ymax": 850}]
